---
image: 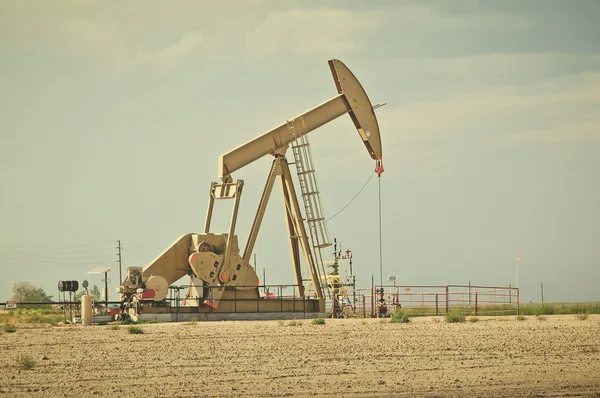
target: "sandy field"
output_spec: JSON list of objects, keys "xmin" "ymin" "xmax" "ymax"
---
[{"xmin": 1, "ymin": 314, "xmax": 599, "ymax": 397}]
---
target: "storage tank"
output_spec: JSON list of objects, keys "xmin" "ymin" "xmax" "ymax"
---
[{"xmin": 81, "ymin": 295, "xmax": 93, "ymax": 326}]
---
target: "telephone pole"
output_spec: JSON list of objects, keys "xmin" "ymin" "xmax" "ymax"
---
[{"xmin": 117, "ymin": 240, "xmax": 122, "ymax": 285}]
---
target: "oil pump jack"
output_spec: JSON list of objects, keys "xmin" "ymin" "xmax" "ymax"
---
[{"xmin": 117, "ymin": 59, "xmax": 383, "ymax": 318}]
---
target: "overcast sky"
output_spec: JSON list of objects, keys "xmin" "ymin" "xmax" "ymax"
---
[{"xmin": 1, "ymin": 0, "xmax": 599, "ymax": 304}]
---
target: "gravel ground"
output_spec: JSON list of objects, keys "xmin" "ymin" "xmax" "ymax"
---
[{"xmin": 1, "ymin": 314, "xmax": 599, "ymax": 397}]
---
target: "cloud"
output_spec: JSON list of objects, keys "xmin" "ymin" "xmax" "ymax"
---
[
  {"xmin": 245, "ymin": 8, "xmax": 378, "ymax": 57},
  {"xmin": 59, "ymin": 20, "xmax": 204, "ymax": 71},
  {"xmin": 381, "ymin": 4, "xmax": 532, "ymax": 31},
  {"xmin": 147, "ymin": 30, "xmax": 205, "ymax": 68},
  {"xmin": 378, "ymin": 69, "xmax": 600, "ymax": 149}
]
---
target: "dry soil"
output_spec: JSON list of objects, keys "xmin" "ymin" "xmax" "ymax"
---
[{"xmin": 1, "ymin": 315, "xmax": 600, "ymax": 397}]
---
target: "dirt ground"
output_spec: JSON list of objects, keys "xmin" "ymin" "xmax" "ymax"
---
[{"xmin": 1, "ymin": 315, "xmax": 599, "ymax": 397}]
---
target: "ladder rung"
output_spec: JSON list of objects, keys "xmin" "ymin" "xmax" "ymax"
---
[
  {"xmin": 302, "ymin": 191, "xmax": 319, "ymax": 196},
  {"xmin": 293, "ymin": 143, "xmax": 310, "ymax": 149},
  {"xmin": 306, "ymin": 217, "xmax": 325, "ymax": 222},
  {"xmin": 297, "ymin": 170, "xmax": 314, "ymax": 175}
]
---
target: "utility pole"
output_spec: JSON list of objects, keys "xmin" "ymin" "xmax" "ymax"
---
[
  {"xmin": 117, "ymin": 240, "xmax": 122, "ymax": 285},
  {"xmin": 516, "ymin": 253, "xmax": 520, "ymax": 291}
]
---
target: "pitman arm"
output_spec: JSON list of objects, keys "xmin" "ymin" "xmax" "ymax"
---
[{"xmin": 218, "ymin": 59, "xmax": 383, "ymax": 181}]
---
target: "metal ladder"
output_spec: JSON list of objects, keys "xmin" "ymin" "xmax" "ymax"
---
[{"xmin": 287, "ymin": 118, "xmax": 332, "ymax": 299}]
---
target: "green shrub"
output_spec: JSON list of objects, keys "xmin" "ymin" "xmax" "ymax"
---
[
  {"xmin": 128, "ymin": 325, "xmax": 144, "ymax": 334},
  {"xmin": 536, "ymin": 315, "xmax": 547, "ymax": 321},
  {"xmin": 576, "ymin": 313, "xmax": 589, "ymax": 321},
  {"xmin": 287, "ymin": 319, "xmax": 301, "ymax": 326},
  {"xmin": 3, "ymin": 323, "xmax": 16, "ymax": 333},
  {"xmin": 16, "ymin": 355, "xmax": 35, "ymax": 370},
  {"xmin": 311, "ymin": 318, "xmax": 326, "ymax": 325},
  {"xmin": 390, "ymin": 309, "xmax": 410, "ymax": 324},
  {"xmin": 445, "ymin": 310, "xmax": 466, "ymax": 323},
  {"xmin": 119, "ymin": 318, "xmax": 138, "ymax": 325},
  {"xmin": 468, "ymin": 317, "xmax": 479, "ymax": 323}
]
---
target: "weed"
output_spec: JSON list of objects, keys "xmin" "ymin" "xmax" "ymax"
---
[
  {"xmin": 576, "ymin": 313, "xmax": 589, "ymax": 321},
  {"xmin": 445, "ymin": 310, "xmax": 466, "ymax": 323},
  {"xmin": 119, "ymin": 318, "xmax": 138, "ymax": 325},
  {"xmin": 128, "ymin": 325, "xmax": 144, "ymax": 334},
  {"xmin": 108, "ymin": 324, "xmax": 120, "ymax": 330},
  {"xmin": 311, "ymin": 318, "xmax": 326, "ymax": 325},
  {"xmin": 3, "ymin": 323, "xmax": 16, "ymax": 333},
  {"xmin": 184, "ymin": 317, "xmax": 197, "ymax": 326},
  {"xmin": 361, "ymin": 320, "xmax": 368, "ymax": 325},
  {"xmin": 468, "ymin": 317, "xmax": 479, "ymax": 323},
  {"xmin": 16, "ymin": 355, "xmax": 35, "ymax": 370},
  {"xmin": 277, "ymin": 320, "xmax": 285, "ymax": 327},
  {"xmin": 536, "ymin": 315, "xmax": 547, "ymax": 321},
  {"xmin": 516, "ymin": 315, "xmax": 527, "ymax": 321},
  {"xmin": 390, "ymin": 309, "xmax": 410, "ymax": 324},
  {"xmin": 432, "ymin": 318, "xmax": 440, "ymax": 323},
  {"xmin": 287, "ymin": 319, "xmax": 301, "ymax": 326}
]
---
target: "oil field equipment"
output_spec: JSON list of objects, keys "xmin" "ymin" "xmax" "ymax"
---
[{"xmin": 117, "ymin": 59, "xmax": 383, "ymax": 320}]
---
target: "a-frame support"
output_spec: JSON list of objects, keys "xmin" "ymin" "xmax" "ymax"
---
[{"xmin": 242, "ymin": 152, "xmax": 325, "ymax": 310}]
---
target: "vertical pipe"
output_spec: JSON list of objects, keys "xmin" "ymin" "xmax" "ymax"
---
[
  {"xmin": 435, "ymin": 294, "xmax": 439, "ymax": 316},
  {"xmin": 541, "ymin": 282, "xmax": 544, "ymax": 303},
  {"xmin": 104, "ymin": 271, "xmax": 109, "ymax": 311},
  {"xmin": 445, "ymin": 286, "xmax": 449, "ymax": 314},
  {"xmin": 475, "ymin": 292, "xmax": 478, "ymax": 316},
  {"xmin": 362, "ymin": 295, "xmax": 366, "ymax": 318}
]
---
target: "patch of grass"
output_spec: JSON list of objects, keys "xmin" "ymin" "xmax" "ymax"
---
[
  {"xmin": 183, "ymin": 317, "xmax": 197, "ymax": 326},
  {"xmin": 25, "ymin": 314, "xmax": 63, "ymax": 324},
  {"xmin": 445, "ymin": 310, "xmax": 466, "ymax": 323},
  {"xmin": 119, "ymin": 318, "xmax": 138, "ymax": 325},
  {"xmin": 3, "ymin": 322, "xmax": 17, "ymax": 333},
  {"xmin": 128, "ymin": 325, "xmax": 144, "ymax": 334},
  {"xmin": 287, "ymin": 319, "xmax": 301, "ymax": 326},
  {"xmin": 516, "ymin": 315, "xmax": 527, "ymax": 321},
  {"xmin": 277, "ymin": 320, "xmax": 285, "ymax": 327},
  {"xmin": 16, "ymin": 355, "xmax": 35, "ymax": 370},
  {"xmin": 519, "ymin": 302, "xmax": 600, "ymax": 316},
  {"xmin": 536, "ymin": 315, "xmax": 547, "ymax": 321},
  {"xmin": 576, "ymin": 313, "xmax": 589, "ymax": 321},
  {"xmin": 361, "ymin": 320, "xmax": 368, "ymax": 325},
  {"xmin": 311, "ymin": 318, "xmax": 326, "ymax": 325},
  {"xmin": 390, "ymin": 309, "xmax": 410, "ymax": 324},
  {"xmin": 468, "ymin": 316, "xmax": 479, "ymax": 323}
]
